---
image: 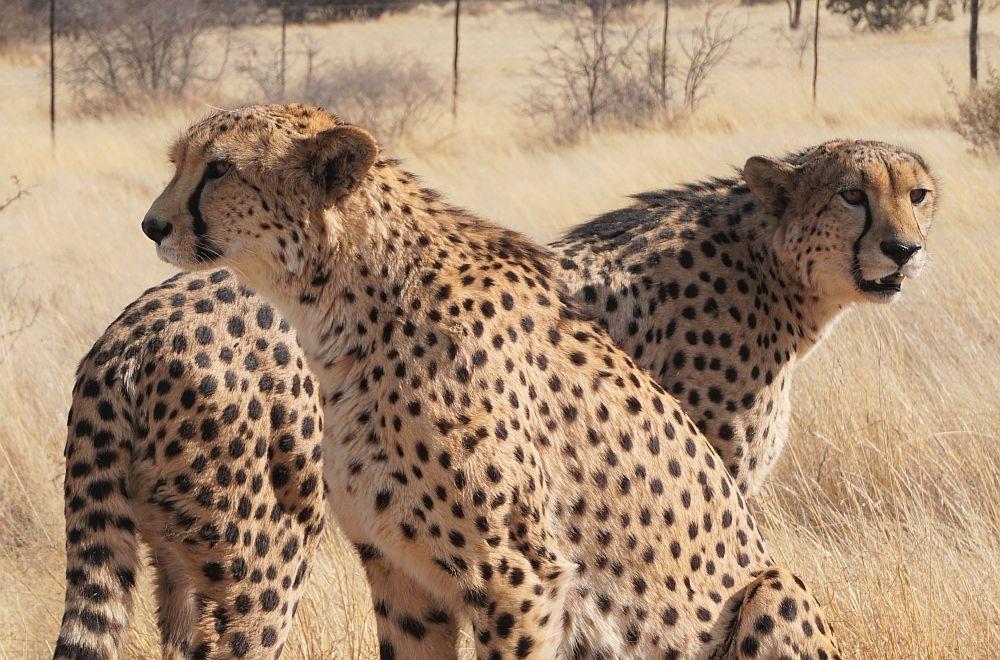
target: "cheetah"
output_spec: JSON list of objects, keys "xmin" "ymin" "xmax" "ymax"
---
[
  {"xmin": 553, "ymin": 139, "xmax": 936, "ymax": 493},
  {"xmin": 127, "ymin": 138, "xmax": 932, "ymax": 503},
  {"xmin": 140, "ymin": 103, "xmax": 841, "ymax": 658},
  {"xmin": 54, "ymin": 272, "xmax": 326, "ymax": 660}
]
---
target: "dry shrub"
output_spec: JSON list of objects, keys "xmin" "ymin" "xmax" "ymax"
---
[
  {"xmin": 61, "ymin": 0, "xmax": 245, "ymax": 115},
  {"xmin": 826, "ymin": 0, "xmax": 934, "ymax": 30},
  {"xmin": 777, "ymin": 20, "xmax": 813, "ymax": 68},
  {"xmin": 0, "ymin": 177, "xmax": 39, "ymax": 343},
  {"xmin": 524, "ymin": 2, "xmax": 670, "ymax": 142},
  {"xmin": 677, "ymin": 6, "xmax": 744, "ymax": 110},
  {"xmin": 305, "ymin": 55, "xmax": 444, "ymax": 142},
  {"xmin": 949, "ymin": 67, "xmax": 1000, "ymax": 154},
  {"xmin": 0, "ymin": 0, "xmax": 46, "ymax": 53},
  {"xmin": 239, "ymin": 42, "xmax": 445, "ymax": 142},
  {"xmin": 825, "ymin": 0, "xmax": 967, "ymax": 30},
  {"xmin": 525, "ymin": 2, "xmax": 742, "ymax": 142}
]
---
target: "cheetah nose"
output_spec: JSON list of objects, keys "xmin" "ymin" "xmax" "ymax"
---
[
  {"xmin": 879, "ymin": 240, "xmax": 921, "ymax": 267},
  {"xmin": 142, "ymin": 217, "xmax": 173, "ymax": 245}
]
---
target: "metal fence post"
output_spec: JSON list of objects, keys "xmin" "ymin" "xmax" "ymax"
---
[
  {"xmin": 50, "ymin": 0, "xmax": 56, "ymax": 149},
  {"xmin": 452, "ymin": 0, "xmax": 461, "ymax": 118}
]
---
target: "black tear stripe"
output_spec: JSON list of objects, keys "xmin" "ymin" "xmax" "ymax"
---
[
  {"xmin": 852, "ymin": 200, "xmax": 876, "ymax": 292},
  {"xmin": 187, "ymin": 173, "xmax": 219, "ymax": 262}
]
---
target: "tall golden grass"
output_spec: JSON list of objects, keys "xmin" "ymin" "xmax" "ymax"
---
[{"xmin": 0, "ymin": 2, "xmax": 997, "ymax": 657}]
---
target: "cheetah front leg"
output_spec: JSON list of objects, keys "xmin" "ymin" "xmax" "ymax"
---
[
  {"xmin": 184, "ymin": 548, "xmax": 315, "ymax": 660},
  {"xmin": 150, "ymin": 545, "xmax": 198, "ymax": 660},
  {"xmin": 359, "ymin": 550, "xmax": 462, "ymax": 659},
  {"xmin": 461, "ymin": 545, "xmax": 571, "ymax": 660},
  {"xmin": 365, "ymin": 543, "xmax": 568, "ymax": 660}
]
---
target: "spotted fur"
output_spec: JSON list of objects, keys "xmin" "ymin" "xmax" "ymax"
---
[
  {"xmin": 55, "ymin": 272, "xmax": 325, "ymax": 660},
  {"xmin": 553, "ymin": 139, "xmax": 936, "ymax": 492},
  {"xmin": 138, "ymin": 104, "xmax": 842, "ymax": 658}
]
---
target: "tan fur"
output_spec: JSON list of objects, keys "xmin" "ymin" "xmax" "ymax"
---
[
  {"xmin": 55, "ymin": 272, "xmax": 325, "ymax": 660},
  {"xmin": 139, "ymin": 104, "xmax": 843, "ymax": 658}
]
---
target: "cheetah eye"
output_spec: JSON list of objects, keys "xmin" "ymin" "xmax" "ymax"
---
[
  {"xmin": 839, "ymin": 189, "xmax": 867, "ymax": 206},
  {"xmin": 909, "ymin": 188, "xmax": 929, "ymax": 204},
  {"xmin": 205, "ymin": 160, "xmax": 232, "ymax": 180}
]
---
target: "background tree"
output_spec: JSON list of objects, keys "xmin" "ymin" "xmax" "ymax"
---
[
  {"xmin": 62, "ymin": 0, "xmax": 247, "ymax": 113},
  {"xmin": 826, "ymin": 0, "xmax": 933, "ymax": 30}
]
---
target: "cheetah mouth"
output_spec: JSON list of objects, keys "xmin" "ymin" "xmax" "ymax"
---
[
  {"xmin": 156, "ymin": 244, "xmax": 213, "ymax": 269},
  {"xmin": 858, "ymin": 272, "xmax": 904, "ymax": 295}
]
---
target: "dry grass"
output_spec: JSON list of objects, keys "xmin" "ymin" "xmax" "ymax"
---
[{"xmin": 1, "ymin": 2, "xmax": 998, "ymax": 657}]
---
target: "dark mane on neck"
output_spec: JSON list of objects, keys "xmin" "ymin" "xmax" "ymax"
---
[{"xmin": 561, "ymin": 175, "xmax": 749, "ymax": 243}]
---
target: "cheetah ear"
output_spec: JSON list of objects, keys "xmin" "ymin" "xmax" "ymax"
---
[
  {"xmin": 307, "ymin": 125, "xmax": 378, "ymax": 207},
  {"xmin": 743, "ymin": 156, "xmax": 797, "ymax": 217}
]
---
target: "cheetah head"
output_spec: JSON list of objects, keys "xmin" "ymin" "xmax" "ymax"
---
[
  {"xmin": 743, "ymin": 139, "xmax": 937, "ymax": 303},
  {"xmin": 142, "ymin": 104, "xmax": 378, "ymax": 282}
]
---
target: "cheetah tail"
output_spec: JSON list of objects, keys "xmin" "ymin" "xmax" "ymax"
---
[
  {"xmin": 54, "ymin": 378, "xmax": 140, "ymax": 660},
  {"xmin": 713, "ymin": 566, "xmax": 840, "ymax": 660}
]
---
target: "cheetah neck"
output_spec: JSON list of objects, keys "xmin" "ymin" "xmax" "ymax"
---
[
  {"xmin": 740, "ymin": 205, "xmax": 850, "ymax": 355},
  {"xmin": 238, "ymin": 162, "xmax": 452, "ymax": 394},
  {"xmin": 757, "ymin": 240, "xmax": 848, "ymax": 359}
]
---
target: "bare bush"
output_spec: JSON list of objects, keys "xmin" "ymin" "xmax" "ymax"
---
[
  {"xmin": 678, "ymin": 7, "xmax": 743, "ymax": 110},
  {"xmin": 236, "ymin": 38, "xmax": 323, "ymax": 101},
  {"xmin": 525, "ymin": 2, "xmax": 670, "ymax": 141},
  {"xmin": 777, "ymin": 20, "xmax": 813, "ymax": 68},
  {"xmin": 262, "ymin": 0, "xmax": 419, "ymax": 23},
  {"xmin": 61, "ymin": 0, "xmax": 244, "ymax": 114},
  {"xmin": 0, "ymin": 0, "xmax": 46, "ymax": 52},
  {"xmin": 0, "ymin": 177, "xmax": 29, "ymax": 215},
  {"xmin": 0, "ymin": 177, "xmax": 39, "ymax": 344},
  {"xmin": 312, "ymin": 56, "xmax": 444, "ymax": 141},
  {"xmin": 526, "ymin": 2, "xmax": 741, "ymax": 140},
  {"xmin": 826, "ymin": 0, "xmax": 934, "ymax": 30},
  {"xmin": 239, "ymin": 43, "xmax": 445, "ymax": 142},
  {"xmin": 949, "ymin": 66, "xmax": 1000, "ymax": 153}
]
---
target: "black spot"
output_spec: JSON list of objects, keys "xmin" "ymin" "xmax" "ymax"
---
[
  {"xmin": 260, "ymin": 589, "xmax": 280, "ymax": 612},
  {"xmin": 779, "ymin": 597, "xmax": 797, "ymax": 621},
  {"xmin": 230, "ymin": 633, "xmax": 249, "ymax": 657},
  {"xmin": 257, "ymin": 305, "xmax": 275, "ymax": 329},
  {"xmin": 755, "ymin": 614, "xmax": 774, "ymax": 634},
  {"xmin": 397, "ymin": 615, "xmax": 427, "ymax": 640},
  {"xmin": 202, "ymin": 562, "xmax": 225, "ymax": 581},
  {"xmin": 227, "ymin": 316, "xmax": 245, "ymax": 338},
  {"xmin": 496, "ymin": 612, "xmax": 515, "ymax": 638}
]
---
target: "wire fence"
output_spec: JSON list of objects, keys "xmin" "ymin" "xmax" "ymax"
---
[
  {"xmin": 35, "ymin": 0, "xmax": 690, "ymax": 147},
  {"xmin": 24, "ymin": 0, "xmax": 884, "ymax": 150},
  {"xmin": 11, "ymin": 0, "xmax": 989, "ymax": 149}
]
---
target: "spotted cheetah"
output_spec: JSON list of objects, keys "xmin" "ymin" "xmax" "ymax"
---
[
  {"xmin": 553, "ymin": 139, "xmax": 936, "ymax": 492},
  {"xmin": 59, "ymin": 124, "xmax": 930, "ymax": 655},
  {"xmin": 130, "ymin": 137, "xmax": 934, "ymax": 504},
  {"xmin": 54, "ymin": 272, "xmax": 325, "ymax": 660},
  {"xmin": 139, "ymin": 103, "xmax": 841, "ymax": 658}
]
